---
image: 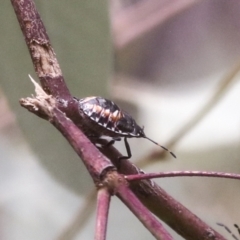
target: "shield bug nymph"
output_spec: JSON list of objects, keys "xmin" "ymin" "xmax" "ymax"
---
[{"xmin": 77, "ymin": 96, "xmax": 176, "ymax": 160}]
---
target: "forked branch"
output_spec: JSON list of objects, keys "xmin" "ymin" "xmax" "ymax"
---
[{"xmin": 11, "ymin": 0, "xmax": 226, "ymax": 239}]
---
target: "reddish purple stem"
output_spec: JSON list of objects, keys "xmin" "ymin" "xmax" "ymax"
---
[
  {"xmin": 117, "ymin": 183, "xmax": 173, "ymax": 240},
  {"xmin": 95, "ymin": 188, "xmax": 111, "ymax": 240},
  {"xmin": 126, "ymin": 171, "xmax": 240, "ymax": 182}
]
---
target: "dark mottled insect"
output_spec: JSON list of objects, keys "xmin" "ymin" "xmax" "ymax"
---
[{"xmin": 77, "ymin": 96, "xmax": 176, "ymax": 160}]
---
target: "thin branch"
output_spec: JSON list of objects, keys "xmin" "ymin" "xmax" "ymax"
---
[
  {"xmin": 113, "ymin": 174, "xmax": 173, "ymax": 240},
  {"xmin": 126, "ymin": 171, "xmax": 240, "ymax": 182},
  {"xmin": 95, "ymin": 188, "xmax": 111, "ymax": 240},
  {"xmin": 11, "ymin": 0, "xmax": 71, "ymax": 100},
  {"xmin": 101, "ymin": 145, "xmax": 226, "ymax": 240}
]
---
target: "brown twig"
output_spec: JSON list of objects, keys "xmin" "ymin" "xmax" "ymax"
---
[{"xmin": 11, "ymin": 0, "xmax": 225, "ymax": 239}]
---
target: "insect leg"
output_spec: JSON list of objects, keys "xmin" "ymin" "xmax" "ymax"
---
[
  {"xmin": 104, "ymin": 137, "xmax": 121, "ymax": 147},
  {"xmin": 118, "ymin": 137, "xmax": 132, "ymax": 160}
]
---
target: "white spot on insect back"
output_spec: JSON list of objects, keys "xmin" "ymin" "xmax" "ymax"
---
[
  {"xmin": 112, "ymin": 110, "xmax": 119, "ymax": 119},
  {"xmin": 103, "ymin": 121, "xmax": 108, "ymax": 127},
  {"xmin": 83, "ymin": 104, "xmax": 93, "ymax": 116},
  {"xmin": 104, "ymin": 108, "xmax": 110, "ymax": 116},
  {"xmin": 92, "ymin": 104, "xmax": 100, "ymax": 114},
  {"xmin": 90, "ymin": 115, "xmax": 100, "ymax": 122}
]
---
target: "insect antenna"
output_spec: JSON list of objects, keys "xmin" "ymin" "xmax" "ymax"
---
[{"xmin": 143, "ymin": 136, "xmax": 176, "ymax": 158}]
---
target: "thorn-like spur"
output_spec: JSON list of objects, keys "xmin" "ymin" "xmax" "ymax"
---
[{"xmin": 144, "ymin": 136, "xmax": 176, "ymax": 158}]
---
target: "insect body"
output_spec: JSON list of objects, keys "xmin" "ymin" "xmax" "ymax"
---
[{"xmin": 77, "ymin": 96, "xmax": 175, "ymax": 159}]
